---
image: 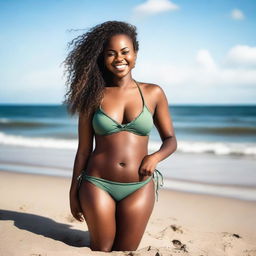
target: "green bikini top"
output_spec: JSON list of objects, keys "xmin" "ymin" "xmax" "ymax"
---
[{"xmin": 92, "ymin": 80, "xmax": 154, "ymax": 136}]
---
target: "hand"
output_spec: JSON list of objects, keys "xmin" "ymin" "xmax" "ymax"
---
[
  {"xmin": 69, "ymin": 191, "xmax": 84, "ymax": 222},
  {"xmin": 138, "ymin": 154, "xmax": 159, "ymax": 176}
]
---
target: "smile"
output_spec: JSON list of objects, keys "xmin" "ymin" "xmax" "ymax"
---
[{"xmin": 114, "ymin": 64, "xmax": 127, "ymax": 70}]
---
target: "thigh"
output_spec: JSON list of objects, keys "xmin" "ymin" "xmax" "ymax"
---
[
  {"xmin": 112, "ymin": 178, "xmax": 155, "ymax": 251},
  {"xmin": 78, "ymin": 180, "xmax": 116, "ymax": 251}
]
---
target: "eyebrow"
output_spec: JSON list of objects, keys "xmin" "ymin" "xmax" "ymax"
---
[{"xmin": 106, "ymin": 47, "xmax": 129, "ymax": 52}]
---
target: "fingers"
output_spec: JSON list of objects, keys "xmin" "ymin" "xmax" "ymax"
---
[
  {"xmin": 77, "ymin": 205, "xmax": 84, "ymax": 221},
  {"xmin": 71, "ymin": 207, "xmax": 84, "ymax": 222},
  {"xmin": 77, "ymin": 211, "xmax": 84, "ymax": 222},
  {"xmin": 73, "ymin": 210, "xmax": 84, "ymax": 222},
  {"xmin": 70, "ymin": 196, "xmax": 85, "ymax": 222},
  {"xmin": 140, "ymin": 169, "xmax": 153, "ymax": 176}
]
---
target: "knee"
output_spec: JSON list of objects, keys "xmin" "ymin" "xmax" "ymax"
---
[
  {"xmin": 112, "ymin": 244, "xmax": 138, "ymax": 251},
  {"xmin": 90, "ymin": 244, "xmax": 112, "ymax": 252}
]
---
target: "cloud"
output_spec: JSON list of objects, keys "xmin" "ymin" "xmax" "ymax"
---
[
  {"xmin": 196, "ymin": 49, "xmax": 216, "ymax": 70},
  {"xmin": 135, "ymin": 45, "xmax": 256, "ymax": 89},
  {"xmin": 225, "ymin": 45, "xmax": 256, "ymax": 67},
  {"xmin": 231, "ymin": 8, "xmax": 244, "ymax": 20},
  {"xmin": 133, "ymin": 0, "xmax": 179, "ymax": 17}
]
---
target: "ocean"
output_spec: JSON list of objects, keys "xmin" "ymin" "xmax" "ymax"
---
[
  {"xmin": 0, "ymin": 104, "xmax": 256, "ymax": 201},
  {"xmin": 1, "ymin": 104, "xmax": 255, "ymax": 155}
]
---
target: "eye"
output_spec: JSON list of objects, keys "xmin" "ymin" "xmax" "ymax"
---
[{"xmin": 106, "ymin": 51, "xmax": 129, "ymax": 57}]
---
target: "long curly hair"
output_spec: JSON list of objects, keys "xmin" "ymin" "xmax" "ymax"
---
[{"xmin": 61, "ymin": 20, "xmax": 139, "ymax": 118}]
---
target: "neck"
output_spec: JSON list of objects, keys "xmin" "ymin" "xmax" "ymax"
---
[{"xmin": 109, "ymin": 73, "xmax": 135, "ymax": 88}]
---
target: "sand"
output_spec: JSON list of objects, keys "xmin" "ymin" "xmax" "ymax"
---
[{"xmin": 0, "ymin": 170, "xmax": 256, "ymax": 256}]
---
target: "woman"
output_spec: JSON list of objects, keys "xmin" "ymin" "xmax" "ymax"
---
[{"xmin": 63, "ymin": 20, "xmax": 177, "ymax": 252}]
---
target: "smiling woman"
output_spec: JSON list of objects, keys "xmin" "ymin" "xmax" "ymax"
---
[
  {"xmin": 102, "ymin": 34, "xmax": 137, "ymax": 89},
  {"xmin": 104, "ymin": 36, "xmax": 136, "ymax": 74},
  {"xmin": 62, "ymin": 20, "xmax": 177, "ymax": 252}
]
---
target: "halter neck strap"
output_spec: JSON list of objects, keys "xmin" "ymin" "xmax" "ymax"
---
[{"xmin": 133, "ymin": 79, "xmax": 145, "ymax": 106}]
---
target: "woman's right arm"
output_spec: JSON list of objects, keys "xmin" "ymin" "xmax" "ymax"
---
[
  {"xmin": 70, "ymin": 111, "xmax": 94, "ymax": 194},
  {"xmin": 69, "ymin": 111, "xmax": 94, "ymax": 221}
]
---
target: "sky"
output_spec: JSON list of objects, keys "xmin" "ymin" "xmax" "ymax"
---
[{"xmin": 0, "ymin": 0, "xmax": 255, "ymax": 105}]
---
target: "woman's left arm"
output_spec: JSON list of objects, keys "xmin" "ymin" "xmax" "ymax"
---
[
  {"xmin": 139, "ymin": 84, "xmax": 177, "ymax": 176},
  {"xmin": 150, "ymin": 84, "xmax": 177, "ymax": 162}
]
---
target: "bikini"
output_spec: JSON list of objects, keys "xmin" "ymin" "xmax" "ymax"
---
[{"xmin": 77, "ymin": 79, "xmax": 164, "ymax": 201}]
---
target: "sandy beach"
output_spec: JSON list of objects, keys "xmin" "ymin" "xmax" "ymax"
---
[{"xmin": 1, "ymin": 170, "xmax": 256, "ymax": 256}]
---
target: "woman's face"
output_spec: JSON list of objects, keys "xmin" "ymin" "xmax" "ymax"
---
[{"xmin": 103, "ymin": 34, "xmax": 137, "ymax": 78}]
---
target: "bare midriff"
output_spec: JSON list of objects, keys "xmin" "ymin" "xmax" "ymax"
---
[{"xmin": 85, "ymin": 131, "xmax": 150, "ymax": 182}]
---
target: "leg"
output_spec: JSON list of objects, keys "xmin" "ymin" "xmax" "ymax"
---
[
  {"xmin": 112, "ymin": 179, "xmax": 155, "ymax": 251},
  {"xmin": 78, "ymin": 180, "xmax": 116, "ymax": 252}
]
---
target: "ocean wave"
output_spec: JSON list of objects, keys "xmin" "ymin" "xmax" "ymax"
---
[
  {"xmin": 148, "ymin": 140, "xmax": 256, "ymax": 157},
  {"xmin": 0, "ymin": 132, "xmax": 76, "ymax": 149},
  {"xmin": 0, "ymin": 118, "xmax": 10, "ymax": 123},
  {"xmin": 178, "ymin": 126, "xmax": 256, "ymax": 135},
  {"xmin": 0, "ymin": 119, "xmax": 58, "ymax": 128},
  {"xmin": 0, "ymin": 132, "xmax": 256, "ymax": 157}
]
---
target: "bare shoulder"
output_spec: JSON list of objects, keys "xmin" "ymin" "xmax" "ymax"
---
[
  {"xmin": 140, "ymin": 82, "xmax": 164, "ymax": 95},
  {"xmin": 139, "ymin": 82, "xmax": 166, "ymax": 113},
  {"xmin": 140, "ymin": 82, "xmax": 166, "ymax": 102}
]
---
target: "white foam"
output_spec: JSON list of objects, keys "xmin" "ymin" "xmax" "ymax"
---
[
  {"xmin": 0, "ymin": 132, "xmax": 256, "ymax": 157},
  {"xmin": 148, "ymin": 139, "xmax": 256, "ymax": 156},
  {"xmin": 0, "ymin": 118, "xmax": 10, "ymax": 123},
  {"xmin": 0, "ymin": 132, "xmax": 77, "ymax": 149},
  {"xmin": 177, "ymin": 140, "xmax": 256, "ymax": 156}
]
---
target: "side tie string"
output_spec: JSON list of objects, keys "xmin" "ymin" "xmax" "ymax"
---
[
  {"xmin": 153, "ymin": 168, "xmax": 164, "ymax": 201},
  {"xmin": 76, "ymin": 169, "xmax": 86, "ymax": 190}
]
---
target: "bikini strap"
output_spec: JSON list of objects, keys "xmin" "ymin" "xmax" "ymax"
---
[
  {"xmin": 100, "ymin": 81, "xmax": 144, "ymax": 110},
  {"xmin": 134, "ymin": 79, "xmax": 145, "ymax": 106},
  {"xmin": 153, "ymin": 169, "xmax": 164, "ymax": 201}
]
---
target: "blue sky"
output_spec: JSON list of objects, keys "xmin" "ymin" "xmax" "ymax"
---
[{"xmin": 0, "ymin": 0, "xmax": 255, "ymax": 105}]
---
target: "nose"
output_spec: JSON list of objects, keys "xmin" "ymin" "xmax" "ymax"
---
[{"xmin": 115, "ymin": 52, "xmax": 124, "ymax": 62}]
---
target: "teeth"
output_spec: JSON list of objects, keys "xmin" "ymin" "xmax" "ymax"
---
[{"xmin": 115, "ymin": 65, "xmax": 127, "ymax": 69}]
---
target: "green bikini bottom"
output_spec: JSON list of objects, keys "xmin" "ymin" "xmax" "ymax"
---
[{"xmin": 77, "ymin": 169, "xmax": 164, "ymax": 202}]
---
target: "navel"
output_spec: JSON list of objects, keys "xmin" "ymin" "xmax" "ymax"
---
[{"xmin": 119, "ymin": 162, "xmax": 126, "ymax": 167}]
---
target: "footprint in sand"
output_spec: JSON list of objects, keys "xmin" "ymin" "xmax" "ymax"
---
[
  {"xmin": 170, "ymin": 224, "xmax": 183, "ymax": 234},
  {"xmin": 172, "ymin": 239, "xmax": 188, "ymax": 253},
  {"xmin": 221, "ymin": 232, "xmax": 242, "ymax": 252},
  {"xmin": 151, "ymin": 224, "xmax": 185, "ymax": 240},
  {"xmin": 222, "ymin": 232, "xmax": 242, "ymax": 240},
  {"xmin": 232, "ymin": 233, "xmax": 242, "ymax": 238}
]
